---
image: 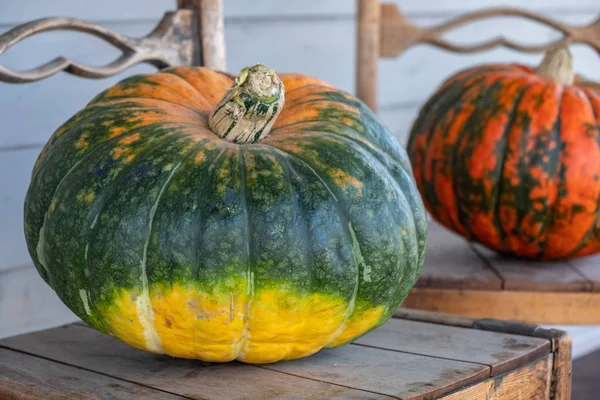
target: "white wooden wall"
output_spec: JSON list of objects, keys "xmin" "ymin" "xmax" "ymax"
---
[{"xmin": 1, "ymin": 0, "xmax": 599, "ymax": 357}]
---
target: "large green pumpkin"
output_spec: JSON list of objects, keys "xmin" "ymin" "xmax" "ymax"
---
[{"xmin": 24, "ymin": 64, "xmax": 426, "ymax": 363}]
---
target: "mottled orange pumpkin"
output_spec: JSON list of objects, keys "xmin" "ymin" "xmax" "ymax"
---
[{"xmin": 407, "ymin": 48, "xmax": 600, "ymax": 260}]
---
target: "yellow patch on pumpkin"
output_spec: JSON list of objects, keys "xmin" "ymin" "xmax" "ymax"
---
[
  {"xmin": 326, "ymin": 305, "xmax": 385, "ymax": 347},
  {"xmin": 99, "ymin": 289, "xmax": 151, "ymax": 352},
  {"xmin": 99, "ymin": 284, "xmax": 383, "ymax": 363}
]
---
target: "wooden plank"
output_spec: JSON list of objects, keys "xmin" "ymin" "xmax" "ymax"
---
[
  {"xmin": 404, "ymin": 288, "xmax": 600, "ymax": 324},
  {"xmin": 355, "ymin": 0, "xmax": 380, "ymax": 111},
  {"xmin": 415, "ymin": 222, "xmax": 502, "ymax": 290},
  {"xmin": 265, "ymin": 344, "xmax": 490, "ymax": 400},
  {"xmin": 393, "ymin": 308, "xmax": 476, "ymax": 328},
  {"xmin": 439, "ymin": 356, "xmax": 552, "ymax": 400},
  {"xmin": 0, "ymin": 324, "xmax": 388, "ymax": 400},
  {"xmin": 0, "ymin": 266, "xmax": 79, "ymax": 340},
  {"xmin": 474, "ymin": 244, "xmax": 592, "ymax": 292},
  {"xmin": 354, "ymin": 318, "xmax": 550, "ymax": 376},
  {"xmin": 569, "ymin": 256, "xmax": 600, "ymax": 292},
  {"xmin": 0, "ymin": 347, "xmax": 185, "ymax": 400},
  {"xmin": 550, "ymin": 332, "xmax": 572, "ymax": 400},
  {"xmin": 1, "ymin": 0, "xmax": 598, "ymax": 24}
]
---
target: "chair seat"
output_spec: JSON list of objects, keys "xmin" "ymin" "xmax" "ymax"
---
[{"xmin": 403, "ymin": 221, "xmax": 600, "ymax": 325}]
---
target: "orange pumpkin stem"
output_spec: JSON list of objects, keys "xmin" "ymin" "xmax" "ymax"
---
[
  {"xmin": 209, "ymin": 64, "xmax": 285, "ymax": 144},
  {"xmin": 536, "ymin": 47, "xmax": 575, "ymax": 85}
]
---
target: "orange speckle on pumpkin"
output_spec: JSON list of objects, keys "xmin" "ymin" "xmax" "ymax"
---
[
  {"xmin": 119, "ymin": 133, "xmax": 141, "ymax": 145},
  {"xmin": 330, "ymin": 169, "xmax": 364, "ymax": 193},
  {"xmin": 112, "ymin": 147, "xmax": 129, "ymax": 159},
  {"xmin": 109, "ymin": 127, "xmax": 127, "ymax": 138},
  {"xmin": 75, "ymin": 134, "xmax": 89, "ymax": 150},
  {"xmin": 124, "ymin": 155, "xmax": 136, "ymax": 164},
  {"xmin": 77, "ymin": 191, "xmax": 96, "ymax": 203},
  {"xmin": 194, "ymin": 151, "xmax": 206, "ymax": 164}
]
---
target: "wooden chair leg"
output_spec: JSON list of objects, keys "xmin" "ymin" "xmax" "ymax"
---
[
  {"xmin": 177, "ymin": 0, "xmax": 226, "ymax": 70},
  {"xmin": 355, "ymin": 0, "xmax": 380, "ymax": 112}
]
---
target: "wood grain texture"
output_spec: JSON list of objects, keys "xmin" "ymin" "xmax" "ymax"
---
[
  {"xmin": 439, "ymin": 356, "xmax": 552, "ymax": 400},
  {"xmin": 266, "ymin": 345, "xmax": 489, "ymax": 399},
  {"xmin": 474, "ymin": 245, "xmax": 593, "ymax": 292},
  {"xmin": 380, "ymin": 4, "xmax": 600, "ymax": 58},
  {"xmin": 0, "ymin": 347, "xmax": 185, "ymax": 400},
  {"xmin": 354, "ymin": 318, "xmax": 550, "ymax": 376},
  {"xmin": 393, "ymin": 308, "xmax": 476, "ymax": 327},
  {"xmin": 415, "ymin": 223, "xmax": 501, "ymax": 290},
  {"xmin": 356, "ymin": 0, "xmax": 380, "ymax": 111},
  {"xmin": 550, "ymin": 331, "xmax": 573, "ymax": 400},
  {"xmin": 197, "ymin": 0, "xmax": 226, "ymax": 70},
  {"xmin": 0, "ymin": 324, "xmax": 390, "ymax": 399},
  {"xmin": 569, "ymin": 257, "xmax": 600, "ymax": 291},
  {"xmin": 403, "ymin": 288, "xmax": 600, "ymax": 324},
  {"xmin": 0, "ymin": 10, "xmax": 197, "ymax": 83}
]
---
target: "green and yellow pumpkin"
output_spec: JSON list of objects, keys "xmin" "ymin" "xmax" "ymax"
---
[
  {"xmin": 408, "ymin": 47, "xmax": 600, "ymax": 260},
  {"xmin": 24, "ymin": 64, "xmax": 426, "ymax": 363}
]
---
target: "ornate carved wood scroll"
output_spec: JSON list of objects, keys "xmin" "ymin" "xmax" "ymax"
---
[
  {"xmin": 380, "ymin": 4, "xmax": 600, "ymax": 58},
  {"xmin": 0, "ymin": 10, "xmax": 199, "ymax": 83},
  {"xmin": 356, "ymin": 0, "xmax": 600, "ymax": 111}
]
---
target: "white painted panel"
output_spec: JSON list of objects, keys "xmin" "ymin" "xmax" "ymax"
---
[
  {"xmin": 1, "ymin": 0, "xmax": 598, "ymax": 24},
  {"xmin": 0, "ymin": 266, "xmax": 79, "ymax": 339},
  {"xmin": 1, "ymin": 13, "xmax": 599, "ymax": 148},
  {"xmin": 0, "ymin": 148, "xmax": 39, "ymax": 271}
]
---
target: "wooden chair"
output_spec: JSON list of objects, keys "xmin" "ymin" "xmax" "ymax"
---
[
  {"xmin": 356, "ymin": 0, "xmax": 600, "ymax": 325},
  {"xmin": 0, "ymin": 0, "xmax": 226, "ymax": 83}
]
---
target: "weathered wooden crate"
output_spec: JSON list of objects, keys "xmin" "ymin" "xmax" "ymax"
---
[{"xmin": 0, "ymin": 310, "xmax": 571, "ymax": 399}]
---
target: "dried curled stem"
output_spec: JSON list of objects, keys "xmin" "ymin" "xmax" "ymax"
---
[{"xmin": 209, "ymin": 64, "xmax": 284, "ymax": 144}]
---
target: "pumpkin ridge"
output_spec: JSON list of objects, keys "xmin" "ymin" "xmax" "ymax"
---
[
  {"xmin": 450, "ymin": 73, "xmax": 523, "ymax": 241},
  {"xmin": 420, "ymin": 73, "xmax": 492, "ymax": 228},
  {"xmin": 563, "ymin": 89, "xmax": 600, "ymax": 258},
  {"xmin": 263, "ymin": 145, "xmax": 360, "ymax": 347},
  {"xmin": 265, "ymin": 138, "xmax": 416, "ymax": 343},
  {"xmin": 492, "ymin": 80, "xmax": 538, "ymax": 253},
  {"xmin": 450, "ymin": 78, "xmax": 500, "ymax": 238},
  {"xmin": 139, "ymin": 140, "xmax": 205, "ymax": 355},
  {"xmin": 260, "ymin": 147, "xmax": 359, "ymax": 351},
  {"xmin": 236, "ymin": 148, "xmax": 255, "ymax": 360},
  {"xmin": 29, "ymin": 121, "xmax": 187, "ymax": 284},
  {"xmin": 307, "ymin": 132, "xmax": 421, "ymax": 319},
  {"xmin": 83, "ymin": 132, "xmax": 197, "ymax": 310},
  {"xmin": 138, "ymin": 147, "xmax": 195, "ymax": 355},
  {"xmin": 541, "ymin": 87, "xmax": 567, "ymax": 258}
]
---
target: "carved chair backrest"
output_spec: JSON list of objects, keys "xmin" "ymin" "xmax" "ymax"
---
[
  {"xmin": 356, "ymin": 0, "xmax": 600, "ymax": 112},
  {"xmin": 0, "ymin": 0, "xmax": 225, "ymax": 84}
]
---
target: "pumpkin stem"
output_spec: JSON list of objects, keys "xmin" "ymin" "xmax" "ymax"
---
[
  {"xmin": 536, "ymin": 47, "xmax": 575, "ymax": 85},
  {"xmin": 209, "ymin": 64, "xmax": 285, "ymax": 144}
]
